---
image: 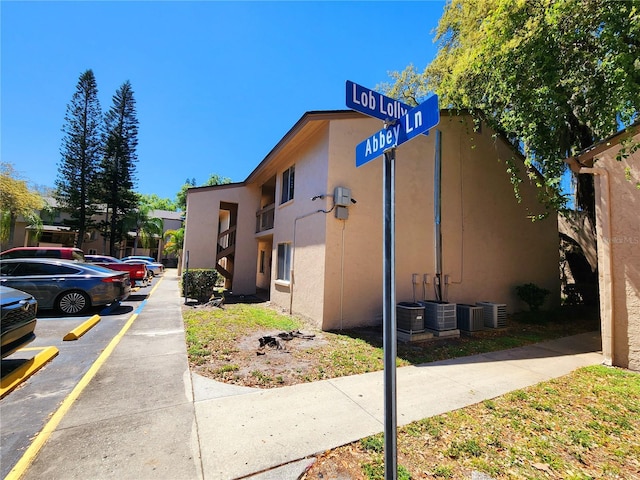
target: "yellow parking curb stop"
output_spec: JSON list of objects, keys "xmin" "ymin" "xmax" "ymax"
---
[
  {"xmin": 1, "ymin": 346, "xmax": 59, "ymax": 399},
  {"xmin": 63, "ymin": 315, "xmax": 101, "ymax": 341}
]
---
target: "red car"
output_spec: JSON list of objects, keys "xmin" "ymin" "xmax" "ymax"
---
[
  {"xmin": 85, "ymin": 255, "xmax": 149, "ymax": 287},
  {"xmin": 0, "ymin": 247, "xmax": 85, "ymax": 262}
]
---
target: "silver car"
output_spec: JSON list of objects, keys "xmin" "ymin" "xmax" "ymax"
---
[
  {"xmin": 1, "ymin": 286, "xmax": 38, "ymax": 358},
  {"xmin": 122, "ymin": 258, "xmax": 164, "ymax": 277},
  {"xmin": 0, "ymin": 258, "xmax": 131, "ymax": 315}
]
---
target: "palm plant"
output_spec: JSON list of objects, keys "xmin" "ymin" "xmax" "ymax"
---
[
  {"xmin": 122, "ymin": 205, "xmax": 164, "ymax": 256},
  {"xmin": 1, "ymin": 209, "xmax": 44, "ymax": 248},
  {"xmin": 163, "ymin": 227, "xmax": 185, "ymax": 274}
]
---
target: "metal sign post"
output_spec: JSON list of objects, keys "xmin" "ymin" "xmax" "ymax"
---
[
  {"xmin": 382, "ymin": 147, "xmax": 397, "ymax": 480},
  {"xmin": 184, "ymin": 250, "xmax": 189, "ymax": 304},
  {"xmin": 347, "ymin": 80, "xmax": 439, "ymax": 480}
]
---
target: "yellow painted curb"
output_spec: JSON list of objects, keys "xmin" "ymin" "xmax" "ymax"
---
[
  {"xmin": 5, "ymin": 275, "xmax": 165, "ymax": 480},
  {"xmin": 63, "ymin": 314, "xmax": 101, "ymax": 341},
  {"xmin": 1, "ymin": 346, "xmax": 59, "ymax": 399}
]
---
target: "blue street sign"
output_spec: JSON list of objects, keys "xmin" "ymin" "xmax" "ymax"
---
[
  {"xmin": 346, "ymin": 80, "xmax": 413, "ymax": 122},
  {"xmin": 355, "ymin": 94, "xmax": 439, "ymax": 167}
]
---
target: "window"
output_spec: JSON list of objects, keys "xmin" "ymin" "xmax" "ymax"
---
[
  {"xmin": 0, "ymin": 263, "xmax": 20, "ymax": 275},
  {"xmin": 17, "ymin": 262, "xmax": 78, "ymax": 276},
  {"xmin": 276, "ymin": 243, "xmax": 291, "ymax": 282},
  {"xmin": 280, "ymin": 165, "xmax": 295, "ymax": 204}
]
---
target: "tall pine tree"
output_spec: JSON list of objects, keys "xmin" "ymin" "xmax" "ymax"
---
[
  {"xmin": 99, "ymin": 81, "xmax": 139, "ymax": 256},
  {"xmin": 55, "ymin": 69, "xmax": 103, "ymax": 248}
]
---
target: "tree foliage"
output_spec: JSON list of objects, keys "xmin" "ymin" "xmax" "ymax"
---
[
  {"xmin": 175, "ymin": 178, "xmax": 196, "ymax": 212},
  {"xmin": 138, "ymin": 193, "xmax": 177, "ymax": 212},
  {"xmin": 122, "ymin": 199, "xmax": 164, "ymax": 254},
  {"xmin": 204, "ymin": 173, "xmax": 232, "ymax": 186},
  {"xmin": 175, "ymin": 174, "xmax": 231, "ymax": 211},
  {"xmin": 163, "ymin": 226, "xmax": 185, "ymax": 273},
  {"xmin": 98, "ymin": 80, "xmax": 140, "ymax": 256},
  {"xmin": 382, "ymin": 0, "xmax": 640, "ymax": 218},
  {"xmin": 163, "ymin": 227, "xmax": 184, "ymax": 257},
  {"xmin": 0, "ymin": 163, "xmax": 45, "ymax": 247},
  {"xmin": 55, "ymin": 69, "xmax": 103, "ymax": 247}
]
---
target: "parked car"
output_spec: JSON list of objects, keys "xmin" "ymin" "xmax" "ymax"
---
[
  {"xmin": 1, "ymin": 286, "xmax": 38, "ymax": 358},
  {"xmin": 121, "ymin": 255, "xmax": 158, "ymax": 263},
  {"xmin": 85, "ymin": 255, "xmax": 149, "ymax": 287},
  {"xmin": 122, "ymin": 258, "xmax": 164, "ymax": 277},
  {"xmin": 0, "ymin": 247, "xmax": 85, "ymax": 262},
  {"xmin": 0, "ymin": 259, "xmax": 131, "ymax": 315}
]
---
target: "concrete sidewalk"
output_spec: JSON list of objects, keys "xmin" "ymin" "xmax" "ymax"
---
[{"xmin": 21, "ymin": 269, "xmax": 603, "ymax": 480}]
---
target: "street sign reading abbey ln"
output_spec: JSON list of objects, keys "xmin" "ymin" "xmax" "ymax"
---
[{"xmin": 355, "ymin": 94, "xmax": 439, "ymax": 167}]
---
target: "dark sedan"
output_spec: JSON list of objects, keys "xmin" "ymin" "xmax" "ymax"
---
[
  {"xmin": 0, "ymin": 259, "xmax": 131, "ymax": 315},
  {"xmin": 1, "ymin": 286, "xmax": 38, "ymax": 358}
]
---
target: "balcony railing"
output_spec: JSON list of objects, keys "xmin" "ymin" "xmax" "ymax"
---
[
  {"xmin": 256, "ymin": 203, "xmax": 275, "ymax": 233},
  {"xmin": 217, "ymin": 226, "xmax": 236, "ymax": 260}
]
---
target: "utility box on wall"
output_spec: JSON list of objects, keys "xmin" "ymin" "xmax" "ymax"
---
[
  {"xmin": 334, "ymin": 186, "xmax": 352, "ymax": 207},
  {"xmin": 335, "ymin": 206, "xmax": 349, "ymax": 220}
]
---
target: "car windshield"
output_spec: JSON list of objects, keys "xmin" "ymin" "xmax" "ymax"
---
[{"xmin": 1, "ymin": 261, "xmax": 79, "ymax": 276}]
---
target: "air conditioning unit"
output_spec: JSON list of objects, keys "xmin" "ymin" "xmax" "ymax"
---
[
  {"xmin": 420, "ymin": 301, "xmax": 457, "ymax": 331},
  {"xmin": 396, "ymin": 302, "xmax": 425, "ymax": 333},
  {"xmin": 476, "ymin": 302, "xmax": 507, "ymax": 329},
  {"xmin": 456, "ymin": 304, "xmax": 484, "ymax": 332}
]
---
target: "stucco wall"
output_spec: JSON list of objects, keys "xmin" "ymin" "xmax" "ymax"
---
[
  {"xmin": 184, "ymin": 184, "xmax": 261, "ymax": 295},
  {"xmin": 321, "ymin": 114, "xmax": 559, "ymax": 330},
  {"xmin": 181, "ymin": 111, "xmax": 561, "ymax": 334},
  {"xmin": 452, "ymin": 119, "xmax": 560, "ymax": 310},
  {"xmin": 591, "ymin": 135, "xmax": 640, "ymax": 371},
  {"xmin": 268, "ymin": 125, "xmax": 330, "ymax": 328}
]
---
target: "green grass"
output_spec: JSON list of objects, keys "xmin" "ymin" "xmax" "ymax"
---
[
  {"xmin": 343, "ymin": 365, "xmax": 640, "ymax": 479},
  {"xmin": 182, "ymin": 302, "xmax": 640, "ymax": 478},
  {"xmin": 184, "ymin": 302, "xmax": 600, "ymax": 387},
  {"xmin": 182, "ymin": 303, "xmax": 302, "ymax": 366}
]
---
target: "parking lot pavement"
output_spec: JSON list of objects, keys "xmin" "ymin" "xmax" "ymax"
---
[
  {"xmin": 7, "ymin": 271, "xmax": 202, "ymax": 480},
  {"xmin": 0, "ymin": 286, "xmax": 151, "ymax": 479}
]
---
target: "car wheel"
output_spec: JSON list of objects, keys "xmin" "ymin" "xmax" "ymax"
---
[{"xmin": 56, "ymin": 290, "xmax": 90, "ymax": 315}]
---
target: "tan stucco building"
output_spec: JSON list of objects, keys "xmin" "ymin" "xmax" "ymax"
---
[
  {"xmin": 567, "ymin": 122, "xmax": 640, "ymax": 371},
  {"xmin": 4, "ymin": 202, "xmax": 182, "ymax": 264},
  {"xmin": 184, "ymin": 110, "xmax": 560, "ymax": 330}
]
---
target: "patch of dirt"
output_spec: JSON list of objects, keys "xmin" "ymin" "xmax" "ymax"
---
[
  {"xmin": 191, "ymin": 325, "xmax": 329, "ymax": 388},
  {"xmin": 303, "ymin": 447, "xmax": 370, "ymax": 480}
]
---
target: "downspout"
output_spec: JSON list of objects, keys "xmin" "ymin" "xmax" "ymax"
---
[
  {"xmin": 579, "ymin": 167, "xmax": 614, "ymax": 366},
  {"xmin": 340, "ymin": 220, "xmax": 346, "ymax": 331},
  {"xmin": 434, "ymin": 129, "xmax": 443, "ymax": 301}
]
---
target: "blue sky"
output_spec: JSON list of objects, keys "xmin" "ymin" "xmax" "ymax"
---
[{"xmin": 2, "ymin": 1, "xmax": 445, "ymax": 201}]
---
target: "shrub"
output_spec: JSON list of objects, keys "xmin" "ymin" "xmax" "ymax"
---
[
  {"xmin": 182, "ymin": 269, "xmax": 220, "ymax": 302},
  {"xmin": 516, "ymin": 283, "xmax": 550, "ymax": 312}
]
